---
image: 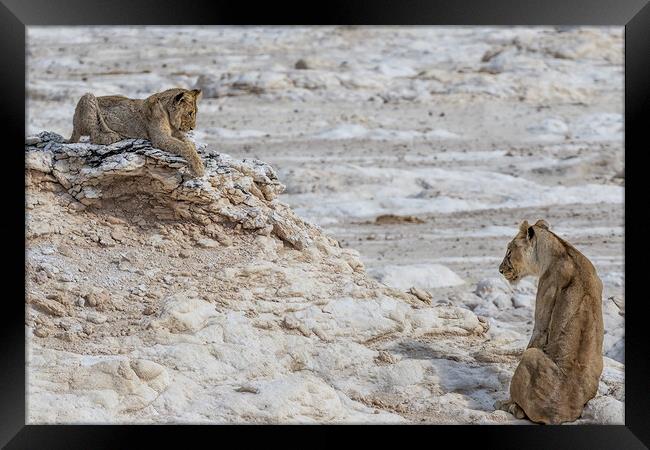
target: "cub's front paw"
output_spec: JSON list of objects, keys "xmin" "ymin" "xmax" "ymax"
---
[{"xmin": 190, "ymin": 160, "xmax": 206, "ymax": 178}]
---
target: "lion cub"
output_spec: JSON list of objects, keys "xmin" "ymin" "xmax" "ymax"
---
[
  {"xmin": 496, "ymin": 219, "xmax": 604, "ymax": 424},
  {"xmin": 68, "ymin": 88, "xmax": 205, "ymax": 177}
]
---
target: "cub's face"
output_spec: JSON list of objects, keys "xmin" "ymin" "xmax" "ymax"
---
[
  {"xmin": 168, "ymin": 89, "xmax": 201, "ymax": 132},
  {"xmin": 499, "ymin": 221, "xmax": 536, "ymax": 283}
]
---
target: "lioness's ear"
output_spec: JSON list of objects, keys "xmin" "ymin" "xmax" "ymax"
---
[
  {"xmin": 190, "ymin": 89, "xmax": 202, "ymax": 101},
  {"xmin": 174, "ymin": 92, "xmax": 185, "ymax": 103},
  {"xmin": 527, "ymin": 226, "xmax": 535, "ymax": 240},
  {"xmin": 534, "ymin": 219, "xmax": 550, "ymax": 230},
  {"xmin": 518, "ymin": 220, "xmax": 529, "ymax": 235}
]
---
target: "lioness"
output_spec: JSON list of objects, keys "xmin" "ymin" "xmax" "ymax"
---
[
  {"xmin": 496, "ymin": 219, "xmax": 604, "ymax": 424},
  {"xmin": 68, "ymin": 88, "xmax": 205, "ymax": 177}
]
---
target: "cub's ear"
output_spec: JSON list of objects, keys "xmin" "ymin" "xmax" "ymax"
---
[
  {"xmin": 534, "ymin": 219, "xmax": 550, "ymax": 230},
  {"xmin": 518, "ymin": 220, "xmax": 530, "ymax": 235},
  {"xmin": 174, "ymin": 92, "xmax": 185, "ymax": 103},
  {"xmin": 190, "ymin": 89, "xmax": 202, "ymax": 101},
  {"xmin": 146, "ymin": 98, "xmax": 163, "ymax": 113},
  {"xmin": 144, "ymin": 99, "xmax": 167, "ymax": 121}
]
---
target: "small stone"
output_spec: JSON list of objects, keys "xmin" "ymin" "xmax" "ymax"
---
[
  {"xmin": 85, "ymin": 289, "xmax": 109, "ymax": 307},
  {"xmin": 105, "ymin": 216, "xmax": 127, "ymax": 225},
  {"xmin": 148, "ymin": 234, "xmax": 166, "ymax": 248},
  {"xmin": 281, "ymin": 316, "xmax": 311, "ymax": 336},
  {"xmin": 99, "ymin": 236, "xmax": 116, "ymax": 247},
  {"xmin": 179, "ymin": 249, "xmax": 191, "ymax": 258},
  {"xmin": 59, "ymin": 319, "xmax": 83, "ymax": 333},
  {"xmin": 31, "ymin": 298, "xmax": 67, "ymax": 317},
  {"xmin": 235, "ymin": 385, "xmax": 260, "ymax": 394},
  {"xmin": 408, "ymin": 287, "xmax": 432, "ymax": 304},
  {"xmin": 255, "ymin": 225, "xmax": 273, "ymax": 237},
  {"xmin": 86, "ymin": 311, "xmax": 107, "ymax": 324},
  {"xmin": 61, "ymin": 331, "xmax": 77, "ymax": 342},
  {"xmin": 144, "ymin": 291, "xmax": 160, "ymax": 300},
  {"xmin": 142, "ymin": 306, "xmax": 156, "ymax": 315},
  {"xmin": 68, "ymin": 202, "xmax": 86, "ymax": 212},
  {"xmin": 33, "ymin": 327, "xmax": 49, "ymax": 338},
  {"xmin": 38, "ymin": 262, "xmax": 59, "ymax": 278},
  {"xmin": 32, "ymin": 270, "xmax": 48, "ymax": 285},
  {"xmin": 512, "ymin": 293, "xmax": 533, "ymax": 309},
  {"xmin": 130, "ymin": 359, "xmax": 165, "ymax": 381},
  {"xmin": 492, "ymin": 294, "xmax": 513, "ymax": 309},
  {"xmin": 312, "ymin": 326, "xmax": 332, "ymax": 342},
  {"xmin": 121, "ymin": 251, "xmax": 138, "ymax": 263},
  {"xmin": 294, "ymin": 59, "xmax": 310, "ymax": 70},
  {"xmin": 475, "ymin": 278, "xmax": 511, "ymax": 299},
  {"xmin": 375, "ymin": 350, "xmax": 398, "ymax": 365},
  {"xmin": 135, "ymin": 284, "xmax": 148, "ymax": 294},
  {"xmin": 46, "ymin": 293, "xmax": 64, "ymax": 303},
  {"xmin": 215, "ymin": 234, "xmax": 233, "ymax": 247},
  {"xmin": 76, "ymin": 297, "xmax": 85, "ymax": 307},
  {"xmin": 57, "ymin": 245, "xmax": 75, "ymax": 258},
  {"xmin": 57, "ymin": 272, "xmax": 76, "ymax": 283},
  {"xmin": 375, "ymin": 214, "xmax": 425, "ymax": 225},
  {"xmin": 196, "ymin": 238, "xmax": 219, "ymax": 248},
  {"xmin": 110, "ymin": 230, "xmax": 125, "ymax": 242}
]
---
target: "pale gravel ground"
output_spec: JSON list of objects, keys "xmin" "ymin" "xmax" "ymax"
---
[{"xmin": 26, "ymin": 26, "xmax": 624, "ymax": 423}]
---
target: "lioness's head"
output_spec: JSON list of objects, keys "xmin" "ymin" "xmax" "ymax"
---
[
  {"xmin": 165, "ymin": 88, "xmax": 202, "ymax": 132},
  {"xmin": 499, "ymin": 219, "xmax": 550, "ymax": 283}
]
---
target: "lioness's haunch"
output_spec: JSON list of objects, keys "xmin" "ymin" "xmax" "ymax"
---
[
  {"xmin": 496, "ymin": 219, "xmax": 604, "ymax": 424},
  {"xmin": 69, "ymin": 88, "xmax": 205, "ymax": 177}
]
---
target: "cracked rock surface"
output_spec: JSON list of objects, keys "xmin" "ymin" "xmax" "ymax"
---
[{"xmin": 25, "ymin": 133, "xmax": 622, "ymax": 424}]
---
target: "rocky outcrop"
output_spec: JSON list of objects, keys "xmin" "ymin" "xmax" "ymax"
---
[{"xmin": 26, "ymin": 131, "xmax": 312, "ymax": 250}]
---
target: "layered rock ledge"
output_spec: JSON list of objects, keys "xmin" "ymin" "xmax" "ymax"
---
[{"xmin": 26, "ymin": 132, "xmax": 312, "ymax": 250}]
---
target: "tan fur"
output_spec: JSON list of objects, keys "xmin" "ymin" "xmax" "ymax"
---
[
  {"xmin": 496, "ymin": 219, "xmax": 604, "ymax": 424},
  {"xmin": 69, "ymin": 88, "xmax": 205, "ymax": 177}
]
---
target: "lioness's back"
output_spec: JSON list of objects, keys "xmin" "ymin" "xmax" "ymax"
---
[{"xmin": 555, "ymin": 232, "xmax": 603, "ymax": 299}]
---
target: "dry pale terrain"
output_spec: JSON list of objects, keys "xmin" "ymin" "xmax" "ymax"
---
[{"xmin": 26, "ymin": 26, "xmax": 624, "ymax": 424}]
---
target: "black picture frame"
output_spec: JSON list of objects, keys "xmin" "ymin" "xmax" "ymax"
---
[{"xmin": 2, "ymin": 0, "xmax": 648, "ymax": 448}]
